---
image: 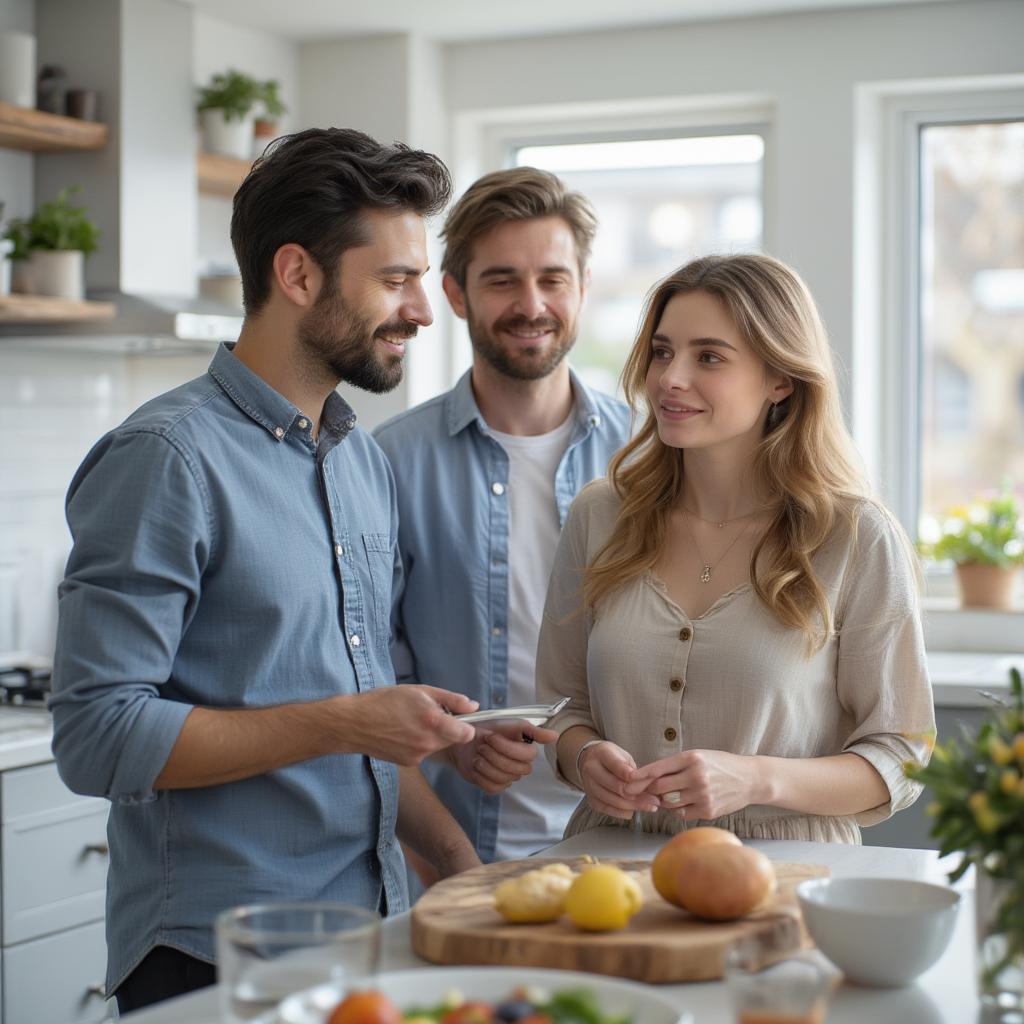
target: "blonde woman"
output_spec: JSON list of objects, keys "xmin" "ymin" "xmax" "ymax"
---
[{"xmin": 538, "ymin": 254, "xmax": 934, "ymax": 842}]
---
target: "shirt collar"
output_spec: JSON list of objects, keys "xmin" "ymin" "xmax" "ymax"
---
[
  {"xmin": 208, "ymin": 343, "xmax": 357, "ymax": 444},
  {"xmin": 444, "ymin": 365, "xmax": 603, "ymax": 437}
]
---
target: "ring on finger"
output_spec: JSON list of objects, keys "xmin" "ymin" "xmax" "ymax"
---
[{"xmin": 663, "ymin": 790, "xmax": 683, "ymax": 805}]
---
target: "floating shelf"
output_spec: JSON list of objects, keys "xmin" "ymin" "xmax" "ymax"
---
[
  {"xmin": 0, "ymin": 102, "xmax": 108, "ymax": 152},
  {"xmin": 197, "ymin": 151, "xmax": 251, "ymax": 198},
  {"xmin": 0, "ymin": 294, "xmax": 116, "ymax": 323}
]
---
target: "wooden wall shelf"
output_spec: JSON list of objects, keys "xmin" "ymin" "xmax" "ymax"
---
[
  {"xmin": 0, "ymin": 102, "xmax": 108, "ymax": 152},
  {"xmin": 0, "ymin": 294, "xmax": 116, "ymax": 323},
  {"xmin": 197, "ymin": 151, "xmax": 251, "ymax": 198}
]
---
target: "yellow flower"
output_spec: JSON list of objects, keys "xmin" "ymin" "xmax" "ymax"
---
[
  {"xmin": 968, "ymin": 791, "xmax": 989, "ymax": 814},
  {"xmin": 989, "ymin": 736, "xmax": 1014, "ymax": 766},
  {"xmin": 926, "ymin": 801, "xmax": 943, "ymax": 817},
  {"xmin": 1000, "ymin": 769, "xmax": 1020, "ymax": 795},
  {"xmin": 1013, "ymin": 732, "xmax": 1024, "ymax": 763}
]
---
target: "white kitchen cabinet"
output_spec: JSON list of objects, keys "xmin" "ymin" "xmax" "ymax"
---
[{"xmin": 0, "ymin": 761, "xmax": 114, "ymax": 1023}]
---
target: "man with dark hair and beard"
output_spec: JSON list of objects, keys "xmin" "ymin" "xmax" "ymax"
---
[
  {"xmin": 50, "ymin": 128, "xmax": 482, "ymax": 1015},
  {"xmin": 374, "ymin": 168, "xmax": 630, "ymax": 877}
]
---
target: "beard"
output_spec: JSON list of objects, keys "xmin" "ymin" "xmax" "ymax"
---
[
  {"xmin": 297, "ymin": 281, "xmax": 417, "ymax": 394},
  {"xmin": 466, "ymin": 302, "xmax": 578, "ymax": 382}
]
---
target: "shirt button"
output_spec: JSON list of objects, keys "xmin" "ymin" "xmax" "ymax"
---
[
  {"xmin": 491, "ymin": 482, "xmax": 506, "ymax": 496},
  {"xmin": 335, "ymin": 544, "xmax": 344, "ymax": 557},
  {"xmin": 589, "ymin": 414, "xmax": 601, "ymax": 427},
  {"xmin": 346, "ymin": 417, "xmax": 356, "ymax": 430},
  {"xmin": 670, "ymin": 678, "xmax": 683, "ymax": 692},
  {"xmin": 491, "ymin": 626, "xmax": 503, "ymax": 636},
  {"xmin": 664, "ymin": 727, "xmax": 678, "ymax": 742},
  {"xmin": 679, "ymin": 627, "xmax": 693, "ymax": 642},
  {"xmin": 274, "ymin": 426, "xmax": 285, "ymax": 438},
  {"xmin": 350, "ymin": 634, "xmax": 361, "ymax": 647},
  {"xmin": 298, "ymin": 418, "xmax": 309, "ymax": 429}
]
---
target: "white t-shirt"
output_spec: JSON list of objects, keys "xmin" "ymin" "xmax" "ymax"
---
[{"xmin": 490, "ymin": 412, "xmax": 582, "ymax": 860}]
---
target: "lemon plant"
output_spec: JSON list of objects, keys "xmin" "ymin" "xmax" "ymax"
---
[{"xmin": 905, "ymin": 666, "xmax": 1024, "ymax": 993}]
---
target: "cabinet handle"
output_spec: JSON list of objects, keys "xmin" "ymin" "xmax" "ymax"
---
[
  {"xmin": 86, "ymin": 982, "xmax": 106, "ymax": 999},
  {"xmin": 83, "ymin": 842, "xmax": 109, "ymax": 856}
]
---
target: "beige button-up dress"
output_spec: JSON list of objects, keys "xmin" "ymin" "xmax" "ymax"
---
[{"xmin": 537, "ymin": 480, "xmax": 935, "ymax": 844}]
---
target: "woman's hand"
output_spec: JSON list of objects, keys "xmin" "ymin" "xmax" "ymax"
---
[
  {"xmin": 579, "ymin": 741, "xmax": 661, "ymax": 820},
  {"xmin": 627, "ymin": 749, "xmax": 761, "ymax": 821}
]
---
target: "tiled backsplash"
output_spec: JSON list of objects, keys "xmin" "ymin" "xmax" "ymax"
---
[{"xmin": 0, "ymin": 347, "xmax": 212, "ymax": 657}]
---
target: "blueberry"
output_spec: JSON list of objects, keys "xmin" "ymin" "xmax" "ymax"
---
[{"xmin": 495, "ymin": 1000, "xmax": 535, "ymax": 1022}]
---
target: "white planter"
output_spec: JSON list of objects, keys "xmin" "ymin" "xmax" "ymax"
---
[
  {"xmin": 0, "ymin": 239, "xmax": 13, "ymax": 298},
  {"xmin": 200, "ymin": 108, "xmax": 255, "ymax": 161},
  {"xmin": 26, "ymin": 250, "xmax": 85, "ymax": 301}
]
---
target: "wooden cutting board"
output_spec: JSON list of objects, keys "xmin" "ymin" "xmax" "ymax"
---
[{"xmin": 411, "ymin": 857, "xmax": 829, "ymax": 984}]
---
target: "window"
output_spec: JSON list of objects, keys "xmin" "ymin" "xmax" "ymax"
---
[
  {"xmin": 512, "ymin": 133, "xmax": 764, "ymax": 395},
  {"xmin": 918, "ymin": 120, "xmax": 1024, "ymax": 528}
]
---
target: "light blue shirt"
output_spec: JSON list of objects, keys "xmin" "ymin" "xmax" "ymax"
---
[
  {"xmin": 373, "ymin": 369, "xmax": 631, "ymax": 862},
  {"xmin": 50, "ymin": 344, "xmax": 408, "ymax": 995}
]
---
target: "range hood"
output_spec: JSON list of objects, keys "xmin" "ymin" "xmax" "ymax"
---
[{"xmin": 0, "ymin": 291, "xmax": 243, "ymax": 345}]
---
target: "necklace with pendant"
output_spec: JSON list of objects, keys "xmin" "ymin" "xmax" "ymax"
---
[
  {"xmin": 680, "ymin": 504, "xmax": 771, "ymax": 530},
  {"xmin": 680, "ymin": 511, "xmax": 754, "ymax": 584}
]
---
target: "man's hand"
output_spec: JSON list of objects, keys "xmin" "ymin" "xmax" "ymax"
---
[
  {"xmin": 578, "ymin": 740, "xmax": 660, "ymax": 820},
  {"xmin": 626, "ymin": 749, "xmax": 758, "ymax": 821},
  {"xmin": 449, "ymin": 722, "xmax": 559, "ymax": 794},
  {"xmin": 337, "ymin": 685, "xmax": 478, "ymax": 766}
]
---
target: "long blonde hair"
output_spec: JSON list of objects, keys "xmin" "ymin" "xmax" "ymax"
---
[{"xmin": 585, "ymin": 253, "xmax": 868, "ymax": 651}]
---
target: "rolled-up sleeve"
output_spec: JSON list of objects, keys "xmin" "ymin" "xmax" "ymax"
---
[
  {"xmin": 537, "ymin": 488, "xmax": 600, "ymax": 789},
  {"xmin": 50, "ymin": 429, "xmax": 211, "ymax": 801},
  {"xmin": 835, "ymin": 507, "xmax": 935, "ymax": 826}
]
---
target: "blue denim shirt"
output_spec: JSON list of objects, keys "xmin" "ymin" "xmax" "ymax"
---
[
  {"xmin": 373, "ymin": 369, "xmax": 630, "ymax": 862},
  {"xmin": 50, "ymin": 344, "xmax": 408, "ymax": 995}
]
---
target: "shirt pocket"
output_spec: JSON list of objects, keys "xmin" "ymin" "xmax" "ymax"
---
[{"xmin": 361, "ymin": 532, "xmax": 393, "ymax": 650}]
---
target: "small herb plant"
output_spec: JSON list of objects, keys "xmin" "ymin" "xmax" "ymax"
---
[
  {"xmin": 196, "ymin": 69, "xmax": 262, "ymax": 122},
  {"xmin": 258, "ymin": 79, "xmax": 286, "ymax": 122},
  {"xmin": 905, "ymin": 666, "xmax": 1024, "ymax": 990},
  {"xmin": 2, "ymin": 186, "xmax": 100, "ymax": 258},
  {"xmin": 918, "ymin": 486, "xmax": 1024, "ymax": 568}
]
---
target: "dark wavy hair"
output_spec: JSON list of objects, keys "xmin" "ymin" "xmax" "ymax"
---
[{"xmin": 231, "ymin": 127, "xmax": 452, "ymax": 314}]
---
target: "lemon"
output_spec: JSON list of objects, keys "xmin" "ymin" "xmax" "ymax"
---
[{"xmin": 564, "ymin": 864, "xmax": 643, "ymax": 931}]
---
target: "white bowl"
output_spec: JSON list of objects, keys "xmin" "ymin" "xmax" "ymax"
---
[
  {"xmin": 276, "ymin": 966, "xmax": 694, "ymax": 1024},
  {"xmin": 796, "ymin": 877, "xmax": 961, "ymax": 987}
]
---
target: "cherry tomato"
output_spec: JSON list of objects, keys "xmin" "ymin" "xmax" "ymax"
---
[
  {"xmin": 440, "ymin": 1000, "xmax": 495, "ymax": 1024},
  {"xmin": 327, "ymin": 990, "xmax": 403, "ymax": 1024}
]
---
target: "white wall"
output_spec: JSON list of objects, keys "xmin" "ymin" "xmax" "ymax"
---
[{"xmin": 441, "ymin": 0, "xmax": 1024, "ymax": 420}]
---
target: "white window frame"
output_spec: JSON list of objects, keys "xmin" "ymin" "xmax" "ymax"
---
[
  {"xmin": 853, "ymin": 74, "xmax": 1024, "ymax": 647},
  {"xmin": 449, "ymin": 94, "xmax": 773, "ymax": 384}
]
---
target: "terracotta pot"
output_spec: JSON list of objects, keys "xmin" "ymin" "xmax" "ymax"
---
[{"xmin": 955, "ymin": 563, "xmax": 1020, "ymax": 610}]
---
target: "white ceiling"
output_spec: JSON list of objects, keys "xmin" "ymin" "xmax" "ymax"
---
[{"xmin": 180, "ymin": 0, "xmax": 954, "ymax": 43}]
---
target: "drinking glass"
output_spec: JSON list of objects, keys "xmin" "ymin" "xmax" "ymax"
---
[
  {"xmin": 724, "ymin": 931, "xmax": 834, "ymax": 1024},
  {"xmin": 216, "ymin": 901, "xmax": 381, "ymax": 1023}
]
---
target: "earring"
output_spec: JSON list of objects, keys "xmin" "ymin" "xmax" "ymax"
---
[{"xmin": 767, "ymin": 400, "xmax": 783, "ymax": 430}]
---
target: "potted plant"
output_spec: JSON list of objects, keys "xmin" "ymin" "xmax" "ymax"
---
[
  {"xmin": 905, "ymin": 667, "xmax": 1024, "ymax": 1009},
  {"xmin": 196, "ymin": 68, "xmax": 262, "ymax": 160},
  {"xmin": 252, "ymin": 78, "xmax": 286, "ymax": 158},
  {"xmin": 2, "ymin": 186, "xmax": 100, "ymax": 301},
  {"xmin": 919, "ymin": 486, "xmax": 1024, "ymax": 610}
]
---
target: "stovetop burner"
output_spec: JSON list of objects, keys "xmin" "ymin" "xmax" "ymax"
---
[{"xmin": 0, "ymin": 666, "xmax": 52, "ymax": 708}]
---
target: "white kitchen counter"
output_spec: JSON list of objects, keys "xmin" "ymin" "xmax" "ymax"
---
[
  {"xmin": 123, "ymin": 828, "xmax": 980, "ymax": 1024},
  {"xmin": 0, "ymin": 708, "xmax": 54, "ymax": 771}
]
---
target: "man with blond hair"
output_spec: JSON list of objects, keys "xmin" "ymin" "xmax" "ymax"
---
[{"xmin": 374, "ymin": 167, "xmax": 630, "ymax": 869}]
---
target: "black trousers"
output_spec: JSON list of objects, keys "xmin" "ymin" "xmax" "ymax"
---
[{"xmin": 115, "ymin": 945, "xmax": 217, "ymax": 1015}]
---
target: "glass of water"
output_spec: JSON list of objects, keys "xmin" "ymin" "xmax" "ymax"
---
[{"xmin": 216, "ymin": 902, "xmax": 381, "ymax": 1023}]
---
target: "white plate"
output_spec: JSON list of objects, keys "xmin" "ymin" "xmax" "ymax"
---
[{"xmin": 275, "ymin": 966, "xmax": 694, "ymax": 1024}]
